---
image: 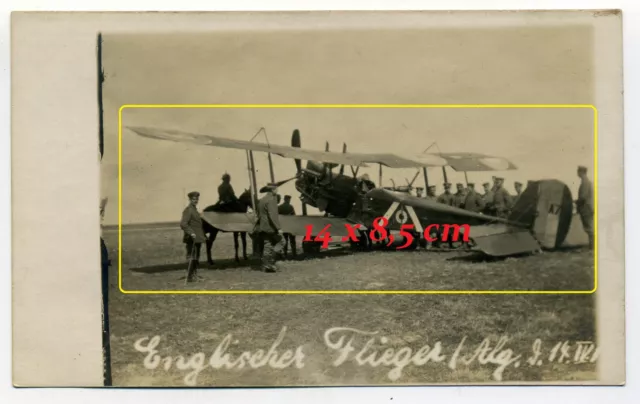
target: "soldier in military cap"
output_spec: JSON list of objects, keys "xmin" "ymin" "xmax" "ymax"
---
[
  {"xmin": 481, "ymin": 182, "xmax": 494, "ymax": 215},
  {"xmin": 278, "ymin": 195, "xmax": 297, "ymax": 257},
  {"xmin": 512, "ymin": 181, "xmax": 524, "ymax": 206},
  {"xmin": 437, "ymin": 183, "xmax": 455, "ymax": 206},
  {"xmin": 218, "ymin": 173, "xmax": 237, "ymax": 205},
  {"xmin": 492, "ymin": 177, "xmax": 512, "ymax": 218},
  {"xmin": 453, "ymin": 183, "xmax": 467, "ymax": 208},
  {"xmin": 426, "ymin": 185, "xmax": 437, "ymax": 201},
  {"xmin": 463, "ymin": 183, "xmax": 485, "ymax": 213},
  {"xmin": 575, "ymin": 165, "xmax": 594, "ymax": 249},
  {"xmin": 254, "ymin": 184, "xmax": 284, "ymax": 272},
  {"xmin": 415, "ymin": 187, "xmax": 424, "ymax": 198},
  {"xmin": 180, "ymin": 191, "xmax": 207, "ymax": 282}
]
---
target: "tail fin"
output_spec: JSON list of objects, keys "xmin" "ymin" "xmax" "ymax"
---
[{"xmin": 508, "ymin": 179, "xmax": 573, "ymax": 249}]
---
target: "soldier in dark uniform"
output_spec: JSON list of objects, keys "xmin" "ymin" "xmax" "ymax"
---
[
  {"xmin": 278, "ymin": 195, "xmax": 297, "ymax": 257},
  {"xmin": 575, "ymin": 165, "xmax": 594, "ymax": 249},
  {"xmin": 254, "ymin": 184, "xmax": 284, "ymax": 272},
  {"xmin": 356, "ymin": 173, "xmax": 376, "ymax": 194},
  {"xmin": 453, "ymin": 183, "xmax": 467, "ymax": 208},
  {"xmin": 218, "ymin": 173, "xmax": 237, "ymax": 205},
  {"xmin": 435, "ymin": 183, "xmax": 456, "ymax": 248},
  {"xmin": 463, "ymin": 183, "xmax": 485, "ymax": 213},
  {"xmin": 436, "ymin": 183, "xmax": 455, "ymax": 206},
  {"xmin": 481, "ymin": 182, "xmax": 494, "ymax": 215},
  {"xmin": 426, "ymin": 185, "xmax": 437, "ymax": 201},
  {"xmin": 512, "ymin": 181, "xmax": 523, "ymax": 206},
  {"xmin": 492, "ymin": 177, "xmax": 512, "ymax": 218},
  {"xmin": 180, "ymin": 191, "xmax": 207, "ymax": 282}
]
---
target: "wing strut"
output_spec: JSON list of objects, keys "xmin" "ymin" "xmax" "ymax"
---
[
  {"xmin": 423, "ymin": 167, "xmax": 429, "ymax": 190},
  {"xmin": 247, "ymin": 150, "xmax": 259, "ymax": 210}
]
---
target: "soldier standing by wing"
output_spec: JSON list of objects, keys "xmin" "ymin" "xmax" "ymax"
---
[
  {"xmin": 512, "ymin": 181, "xmax": 524, "ymax": 206},
  {"xmin": 436, "ymin": 183, "xmax": 455, "ymax": 206},
  {"xmin": 180, "ymin": 191, "xmax": 206, "ymax": 282},
  {"xmin": 278, "ymin": 195, "xmax": 297, "ymax": 258},
  {"xmin": 254, "ymin": 184, "xmax": 284, "ymax": 272},
  {"xmin": 463, "ymin": 183, "xmax": 485, "ymax": 213},
  {"xmin": 492, "ymin": 177, "xmax": 512, "ymax": 218},
  {"xmin": 453, "ymin": 183, "xmax": 467, "ymax": 208},
  {"xmin": 426, "ymin": 185, "xmax": 437, "ymax": 201},
  {"xmin": 575, "ymin": 165, "xmax": 595, "ymax": 249},
  {"xmin": 481, "ymin": 182, "xmax": 494, "ymax": 215}
]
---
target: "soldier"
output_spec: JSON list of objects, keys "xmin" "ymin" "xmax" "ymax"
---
[
  {"xmin": 492, "ymin": 177, "xmax": 512, "ymax": 218},
  {"xmin": 490, "ymin": 176, "xmax": 498, "ymax": 192},
  {"xmin": 426, "ymin": 185, "xmax": 437, "ymax": 201},
  {"xmin": 415, "ymin": 187, "xmax": 424, "ymax": 198},
  {"xmin": 512, "ymin": 181, "xmax": 523, "ymax": 206},
  {"xmin": 453, "ymin": 183, "xmax": 467, "ymax": 208},
  {"xmin": 180, "ymin": 191, "xmax": 207, "ymax": 282},
  {"xmin": 218, "ymin": 173, "xmax": 237, "ymax": 205},
  {"xmin": 575, "ymin": 165, "xmax": 594, "ymax": 249},
  {"xmin": 436, "ymin": 183, "xmax": 455, "ymax": 206},
  {"xmin": 356, "ymin": 173, "xmax": 376, "ymax": 193},
  {"xmin": 481, "ymin": 182, "xmax": 494, "ymax": 214},
  {"xmin": 254, "ymin": 184, "xmax": 284, "ymax": 272},
  {"xmin": 463, "ymin": 183, "xmax": 485, "ymax": 213},
  {"xmin": 278, "ymin": 195, "xmax": 297, "ymax": 257}
]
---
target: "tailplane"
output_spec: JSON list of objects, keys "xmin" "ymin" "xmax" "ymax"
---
[{"xmin": 508, "ymin": 179, "xmax": 574, "ymax": 249}]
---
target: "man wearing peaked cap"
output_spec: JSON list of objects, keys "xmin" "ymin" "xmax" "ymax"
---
[
  {"xmin": 464, "ymin": 183, "xmax": 485, "ymax": 213},
  {"xmin": 253, "ymin": 183, "xmax": 284, "ymax": 272},
  {"xmin": 482, "ymin": 182, "xmax": 495, "ymax": 215},
  {"xmin": 437, "ymin": 183, "xmax": 455, "ymax": 206},
  {"xmin": 492, "ymin": 177, "xmax": 512, "ymax": 218},
  {"xmin": 512, "ymin": 181, "xmax": 524, "ymax": 206},
  {"xmin": 576, "ymin": 165, "xmax": 594, "ymax": 249},
  {"xmin": 426, "ymin": 185, "xmax": 437, "ymax": 201},
  {"xmin": 453, "ymin": 183, "xmax": 467, "ymax": 209},
  {"xmin": 180, "ymin": 191, "xmax": 206, "ymax": 282}
]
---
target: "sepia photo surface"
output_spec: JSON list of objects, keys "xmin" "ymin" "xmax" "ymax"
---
[{"xmin": 11, "ymin": 10, "xmax": 625, "ymax": 388}]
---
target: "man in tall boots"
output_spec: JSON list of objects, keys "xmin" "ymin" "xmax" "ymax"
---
[
  {"xmin": 575, "ymin": 165, "xmax": 595, "ymax": 249},
  {"xmin": 254, "ymin": 184, "xmax": 284, "ymax": 272},
  {"xmin": 278, "ymin": 195, "xmax": 297, "ymax": 258},
  {"xmin": 180, "ymin": 191, "xmax": 207, "ymax": 282}
]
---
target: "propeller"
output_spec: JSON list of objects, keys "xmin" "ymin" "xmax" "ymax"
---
[
  {"xmin": 290, "ymin": 128, "xmax": 307, "ymax": 216},
  {"xmin": 291, "ymin": 129, "xmax": 302, "ymax": 175},
  {"xmin": 273, "ymin": 176, "xmax": 297, "ymax": 187}
]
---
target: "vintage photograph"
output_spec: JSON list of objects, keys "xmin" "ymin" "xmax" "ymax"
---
[{"xmin": 95, "ymin": 12, "xmax": 611, "ymax": 386}]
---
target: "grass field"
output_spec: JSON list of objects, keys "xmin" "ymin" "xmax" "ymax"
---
[{"xmin": 104, "ymin": 227, "xmax": 597, "ymax": 387}]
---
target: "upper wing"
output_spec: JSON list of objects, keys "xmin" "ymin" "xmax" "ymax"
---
[{"xmin": 128, "ymin": 126, "xmax": 517, "ymax": 171}]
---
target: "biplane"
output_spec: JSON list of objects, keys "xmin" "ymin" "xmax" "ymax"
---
[{"xmin": 127, "ymin": 125, "xmax": 588, "ymax": 257}]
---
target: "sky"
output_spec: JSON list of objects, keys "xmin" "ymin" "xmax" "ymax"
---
[{"xmin": 100, "ymin": 25, "xmax": 594, "ymax": 225}]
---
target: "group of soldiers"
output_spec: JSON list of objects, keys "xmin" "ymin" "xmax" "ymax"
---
[
  {"xmin": 414, "ymin": 176, "xmax": 524, "ymax": 218},
  {"xmin": 179, "ymin": 174, "xmax": 296, "ymax": 281},
  {"xmin": 412, "ymin": 166, "xmax": 595, "ymax": 248}
]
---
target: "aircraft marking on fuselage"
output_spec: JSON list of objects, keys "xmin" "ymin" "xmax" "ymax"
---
[{"xmin": 378, "ymin": 200, "xmax": 424, "ymax": 234}]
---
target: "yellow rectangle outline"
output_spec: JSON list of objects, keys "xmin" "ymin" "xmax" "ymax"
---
[{"xmin": 118, "ymin": 104, "xmax": 598, "ymax": 295}]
